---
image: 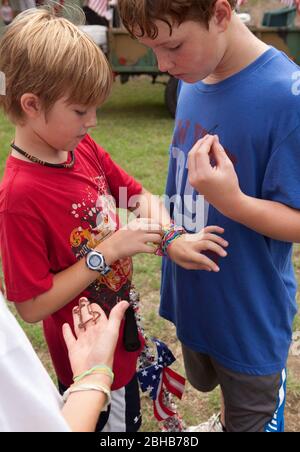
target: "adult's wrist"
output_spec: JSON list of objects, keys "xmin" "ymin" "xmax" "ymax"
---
[
  {"xmin": 73, "ymin": 363, "xmax": 114, "ymax": 385},
  {"xmin": 63, "ymin": 379, "xmax": 112, "ymax": 409},
  {"xmin": 79, "ymin": 373, "xmax": 112, "ymax": 389}
]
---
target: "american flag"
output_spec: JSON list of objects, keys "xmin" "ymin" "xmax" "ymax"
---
[
  {"xmin": 137, "ymin": 339, "xmax": 186, "ymax": 422},
  {"xmin": 87, "ymin": 0, "xmax": 109, "ymax": 17}
]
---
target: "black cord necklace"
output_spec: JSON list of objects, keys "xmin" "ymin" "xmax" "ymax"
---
[{"xmin": 10, "ymin": 143, "xmax": 75, "ymax": 169}]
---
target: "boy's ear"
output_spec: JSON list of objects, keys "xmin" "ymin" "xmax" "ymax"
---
[
  {"xmin": 212, "ymin": 0, "xmax": 232, "ymax": 32},
  {"xmin": 20, "ymin": 93, "xmax": 42, "ymax": 118}
]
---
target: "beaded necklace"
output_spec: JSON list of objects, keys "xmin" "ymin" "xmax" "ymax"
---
[{"xmin": 11, "ymin": 142, "xmax": 75, "ymax": 169}]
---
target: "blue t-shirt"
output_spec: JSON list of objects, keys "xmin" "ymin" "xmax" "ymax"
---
[{"xmin": 160, "ymin": 47, "xmax": 300, "ymax": 376}]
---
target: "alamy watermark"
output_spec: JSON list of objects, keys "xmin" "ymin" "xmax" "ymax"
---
[{"xmin": 97, "ymin": 188, "xmax": 206, "ymax": 237}]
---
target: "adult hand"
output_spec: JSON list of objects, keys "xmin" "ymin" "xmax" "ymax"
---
[
  {"xmin": 188, "ymin": 135, "xmax": 242, "ymax": 217},
  {"xmin": 62, "ymin": 298, "xmax": 129, "ymax": 378},
  {"xmin": 167, "ymin": 226, "xmax": 228, "ymax": 271}
]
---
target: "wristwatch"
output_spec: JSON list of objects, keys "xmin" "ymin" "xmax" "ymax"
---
[{"xmin": 85, "ymin": 249, "xmax": 111, "ymax": 276}]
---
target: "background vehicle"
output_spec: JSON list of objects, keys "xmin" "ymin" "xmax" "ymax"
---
[
  {"xmin": 106, "ymin": 7, "xmax": 300, "ymax": 117},
  {"xmin": 8, "ymin": 2, "xmax": 300, "ymax": 117}
]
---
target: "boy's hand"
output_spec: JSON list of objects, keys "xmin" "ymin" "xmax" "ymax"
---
[
  {"xmin": 101, "ymin": 218, "xmax": 162, "ymax": 262},
  {"xmin": 167, "ymin": 226, "xmax": 228, "ymax": 272},
  {"xmin": 188, "ymin": 135, "xmax": 243, "ymax": 217}
]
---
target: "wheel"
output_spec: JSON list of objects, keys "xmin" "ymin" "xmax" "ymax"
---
[{"xmin": 165, "ymin": 76, "xmax": 179, "ymax": 118}]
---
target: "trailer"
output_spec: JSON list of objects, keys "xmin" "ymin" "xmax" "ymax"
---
[{"xmin": 251, "ymin": 26, "xmax": 300, "ymax": 65}]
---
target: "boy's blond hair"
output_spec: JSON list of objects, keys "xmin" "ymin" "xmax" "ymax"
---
[
  {"xmin": 0, "ymin": 8, "xmax": 112, "ymax": 123},
  {"xmin": 118, "ymin": 0, "xmax": 237, "ymax": 38}
]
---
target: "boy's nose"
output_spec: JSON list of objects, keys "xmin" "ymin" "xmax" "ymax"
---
[
  {"xmin": 156, "ymin": 54, "xmax": 175, "ymax": 74},
  {"xmin": 85, "ymin": 113, "xmax": 97, "ymax": 128}
]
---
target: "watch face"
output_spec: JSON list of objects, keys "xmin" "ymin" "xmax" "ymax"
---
[{"xmin": 89, "ymin": 253, "xmax": 103, "ymax": 269}]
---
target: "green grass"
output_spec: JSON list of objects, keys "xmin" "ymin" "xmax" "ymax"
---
[{"xmin": 0, "ymin": 77, "xmax": 299, "ymax": 431}]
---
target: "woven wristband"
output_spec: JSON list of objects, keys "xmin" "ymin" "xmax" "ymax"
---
[{"xmin": 156, "ymin": 222, "xmax": 186, "ymax": 257}]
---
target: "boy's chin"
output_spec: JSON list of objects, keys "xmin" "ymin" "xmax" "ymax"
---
[{"xmin": 178, "ymin": 74, "xmax": 200, "ymax": 84}]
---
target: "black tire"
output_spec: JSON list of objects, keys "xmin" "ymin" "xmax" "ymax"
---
[{"xmin": 165, "ymin": 76, "xmax": 179, "ymax": 118}]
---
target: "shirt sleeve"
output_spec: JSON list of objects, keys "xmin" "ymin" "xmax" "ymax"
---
[
  {"xmin": 0, "ymin": 294, "xmax": 70, "ymax": 432},
  {"xmin": 1, "ymin": 212, "xmax": 53, "ymax": 302},
  {"xmin": 100, "ymin": 149, "xmax": 143, "ymax": 209},
  {"xmin": 262, "ymin": 125, "xmax": 300, "ymax": 210}
]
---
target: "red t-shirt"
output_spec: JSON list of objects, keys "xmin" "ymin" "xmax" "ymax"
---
[{"xmin": 0, "ymin": 134, "xmax": 144, "ymax": 389}]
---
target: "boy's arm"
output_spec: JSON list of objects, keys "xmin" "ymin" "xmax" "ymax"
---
[
  {"xmin": 15, "ymin": 239, "xmax": 118, "ymax": 324},
  {"xmin": 14, "ymin": 219, "xmax": 162, "ymax": 323},
  {"xmin": 188, "ymin": 135, "xmax": 300, "ymax": 243},
  {"xmin": 224, "ymin": 195, "xmax": 300, "ymax": 243}
]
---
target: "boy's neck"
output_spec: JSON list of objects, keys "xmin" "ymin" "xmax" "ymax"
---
[
  {"xmin": 12, "ymin": 127, "xmax": 69, "ymax": 165},
  {"xmin": 204, "ymin": 15, "xmax": 269, "ymax": 85}
]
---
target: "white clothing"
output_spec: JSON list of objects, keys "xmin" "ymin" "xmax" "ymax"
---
[{"xmin": 0, "ymin": 293, "xmax": 70, "ymax": 432}]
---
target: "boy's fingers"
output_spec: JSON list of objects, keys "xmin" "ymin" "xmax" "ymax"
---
[
  {"xmin": 196, "ymin": 240, "xmax": 227, "ymax": 257},
  {"xmin": 211, "ymin": 137, "xmax": 227, "ymax": 165},
  {"xmin": 198, "ymin": 233, "xmax": 229, "ymax": 247},
  {"xmin": 190, "ymin": 251, "xmax": 220, "ymax": 272},
  {"xmin": 188, "ymin": 149, "xmax": 196, "ymax": 173},
  {"xmin": 189, "ymin": 135, "xmax": 214, "ymax": 159},
  {"xmin": 202, "ymin": 226, "xmax": 224, "ymax": 234},
  {"xmin": 143, "ymin": 244, "xmax": 160, "ymax": 254},
  {"xmin": 145, "ymin": 233, "xmax": 162, "ymax": 244},
  {"xmin": 128, "ymin": 219, "xmax": 162, "ymax": 233},
  {"xmin": 194, "ymin": 137, "xmax": 216, "ymax": 173},
  {"xmin": 202, "ymin": 266, "xmax": 214, "ymax": 272},
  {"xmin": 197, "ymin": 135, "xmax": 215, "ymax": 152}
]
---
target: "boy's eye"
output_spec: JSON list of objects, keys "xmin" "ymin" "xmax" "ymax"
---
[
  {"xmin": 75, "ymin": 110, "xmax": 87, "ymax": 116},
  {"xmin": 169, "ymin": 44, "xmax": 181, "ymax": 51}
]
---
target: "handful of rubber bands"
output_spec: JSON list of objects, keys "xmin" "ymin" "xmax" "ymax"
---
[{"xmin": 155, "ymin": 221, "xmax": 186, "ymax": 257}]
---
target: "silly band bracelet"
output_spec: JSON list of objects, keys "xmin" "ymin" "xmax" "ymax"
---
[
  {"xmin": 63, "ymin": 382, "xmax": 111, "ymax": 411},
  {"xmin": 73, "ymin": 364, "xmax": 114, "ymax": 384},
  {"xmin": 155, "ymin": 222, "xmax": 186, "ymax": 257}
]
